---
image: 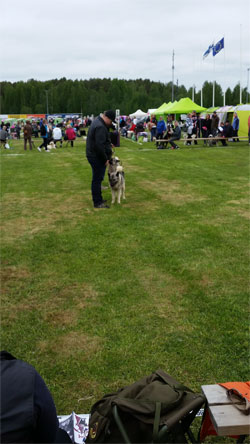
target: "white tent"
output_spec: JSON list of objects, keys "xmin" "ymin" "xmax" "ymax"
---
[
  {"xmin": 129, "ymin": 109, "xmax": 148, "ymax": 118},
  {"xmin": 147, "ymin": 108, "xmax": 157, "ymax": 115}
]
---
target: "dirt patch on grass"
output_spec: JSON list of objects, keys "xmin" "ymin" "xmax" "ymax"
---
[
  {"xmin": 0, "ymin": 265, "xmax": 31, "ymax": 284},
  {"xmin": 136, "ymin": 267, "xmax": 191, "ymax": 329},
  {"xmin": 38, "ymin": 331, "xmax": 102, "ymax": 358},
  {"xmin": 125, "ymin": 164, "xmax": 148, "ymax": 173},
  {"xmin": 138, "ymin": 267, "xmax": 186, "ymax": 297},
  {"xmin": 200, "ymin": 274, "xmax": 214, "ymax": 288},
  {"xmin": 1, "ymin": 280, "xmax": 99, "ymax": 325},
  {"xmin": 42, "ymin": 309, "xmax": 78, "ymax": 327},
  {"xmin": 58, "ymin": 282, "xmax": 99, "ymax": 302},
  {"xmin": 125, "ymin": 200, "xmax": 161, "ymax": 212},
  {"xmin": 1, "ymin": 192, "xmax": 93, "ymax": 241},
  {"xmin": 1, "ymin": 266, "xmax": 32, "ymax": 303},
  {"xmin": 140, "ymin": 180, "xmax": 206, "ymax": 205},
  {"xmin": 226, "ymin": 198, "xmax": 250, "ymax": 220}
]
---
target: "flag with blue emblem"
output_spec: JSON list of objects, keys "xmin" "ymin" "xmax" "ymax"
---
[
  {"xmin": 213, "ymin": 38, "xmax": 224, "ymax": 56},
  {"xmin": 203, "ymin": 44, "xmax": 214, "ymax": 59}
]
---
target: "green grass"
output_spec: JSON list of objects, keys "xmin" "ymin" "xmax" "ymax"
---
[{"xmin": 1, "ymin": 136, "xmax": 249, "ymax": 441}]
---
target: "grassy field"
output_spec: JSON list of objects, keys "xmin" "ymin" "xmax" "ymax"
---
[{"xmin": 1, "ymin": 135, "xmax": 249, "ymax": 440}]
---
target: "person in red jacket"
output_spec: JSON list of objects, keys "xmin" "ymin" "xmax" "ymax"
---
[{"xmin": 65, "ymin": 125, "xmax": 76, "ymax": 147}]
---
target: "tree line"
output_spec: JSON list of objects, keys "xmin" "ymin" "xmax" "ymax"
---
[{"xmin": 0, "ymin": 78, "xmax": 247, "ymax": 116}]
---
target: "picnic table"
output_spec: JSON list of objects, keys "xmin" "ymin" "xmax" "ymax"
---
[
  {"xmin": 201, "ymin": 384, "xmax": 250, "ymax": 441},
  {"xmin": 155, "ymin": 136, "xmax": 248, "ymax": 145}
]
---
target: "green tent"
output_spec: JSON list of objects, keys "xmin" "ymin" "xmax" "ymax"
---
[
  {"xmin": 228, "ymin": 104, "xmax": 250, "ymax": 138},
  {"xmin": 153, "ymin": 102, "xmax": 169, "ymax": 117},
  {"xmin": 166, "ymin": 97, "xmax": 206, "ymax": 114}
]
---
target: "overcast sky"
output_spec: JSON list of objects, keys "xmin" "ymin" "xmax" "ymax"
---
[{"xmin": 1, "ymin": 0, "xmax": 250, "ymax": 92}]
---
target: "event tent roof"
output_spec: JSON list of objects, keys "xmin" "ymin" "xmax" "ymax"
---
[
  {"xmin": 153, "ymin": 102, "xmax": 178, "ymax": 117},
  {"xmin": 166, "ymin": 97, "xmax": 206, "ymax": 114},
  {"xmin": 129, "ymin": 109, "xmax": 148, "ymax": 118}
]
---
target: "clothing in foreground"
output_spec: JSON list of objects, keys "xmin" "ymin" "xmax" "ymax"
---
[{"xmin": 0, "ymin": 350, "xmax": 59, "ymax": 443}]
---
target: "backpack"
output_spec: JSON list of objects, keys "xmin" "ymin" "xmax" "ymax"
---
[{"xmin": 86, "ymin": 370, "xmax": 205, "ymax": 443}]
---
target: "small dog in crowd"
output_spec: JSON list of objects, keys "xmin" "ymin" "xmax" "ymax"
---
[
  {"xmin": 183, "ymin": 133, "xmax": 197, "ymax": 145},
  {"xmin": 183, "ymin": 133, "xmax": 189, "ymax": 145},
  {"xmin": 207, "ymin": 134, "xmax": 218, "ymax": 147},
  {"xmin": 108, "ymin": 156, "xmax": 126, "ymax": 204},
  {"xmin": 47, "ymin": 141, "xmax": 56, "ymax": 150}
]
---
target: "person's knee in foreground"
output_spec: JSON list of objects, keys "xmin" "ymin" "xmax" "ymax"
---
[
  {"xmin": 0, "ymin": 350, "xmax": 60, "ymax": 443},
  {"xmin": 86, "ymin": 110, "xmax": 115, "ymax": 208}
]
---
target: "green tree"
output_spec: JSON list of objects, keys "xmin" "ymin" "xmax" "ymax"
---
[{"xmin": 231, "ymin": 83, "xmax": 241, "ymax": 105}]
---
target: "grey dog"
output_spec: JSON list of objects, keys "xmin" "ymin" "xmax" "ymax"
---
[{"xmin": 108, "ymin": 157, "xmax": 126, "ymax": 204}]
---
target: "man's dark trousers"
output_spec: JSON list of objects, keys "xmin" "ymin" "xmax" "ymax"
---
[{"xmin": 87, "ymin": 157, "xmax": 106, "ymax": 207}]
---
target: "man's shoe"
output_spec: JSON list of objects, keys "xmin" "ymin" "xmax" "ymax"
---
[
  {"xmin": 94, "ymin": 203, "xmax": 110, "ymax": 209},
  {"xmin": 37, "ymin": 147, "xmax": 41, "ymax": 152}
]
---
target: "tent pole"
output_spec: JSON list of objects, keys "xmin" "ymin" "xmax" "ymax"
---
[
  {"xmin": 212, "ymin": 81, "xmax": 215, "ymax": 108},
  {"xmin": 172, "ymin": 50, "xmax": 175, "ymax": 102}
]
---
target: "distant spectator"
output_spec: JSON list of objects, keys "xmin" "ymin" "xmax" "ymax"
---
[
  {"xmin": 191, "ymin": 111, "xmax": 198, "ymax": 145},
  {"xmin": 23, "ymin": 120, "xmax": 33, "ymax": 150},
  {"xmin": 65, "ymin": 125, "xmax": 76, "ymax": 147},
  {"xmin": 149, "ymin": 114, "xmax": 157, "ymax": 141},
  {"xmin": 232, "ymin": 112, "xmax": 240, "ymax": 142},
  {"xmin": 163, "ymin": 120, "xmax": 181, "ymax": 150},
  {"xmin": 79, "ymin": 123, "xmax": 86, "ymax": 137},
  {"xmin": 0, "ymin": 126, "xmax": 8, "ymax": 148},
  {"xmin": 155, "ymin": 116, "xmax": 166, "ymax": 147},
  {"xmin": 37, "ymin": 119, "xmax": 49, "ymax": 152},
  {"xmin": 201, "ymin": 114, "xmax": 212, "ymax": 145},
  {"xmin": 219, "ymin": 120, "xmax": 233, "ymax": 146},
  {"xmin": 32, "ymin": 122, "xmax": 39, "ymax": 138},
  {"xmin": 15, "ymin": 123, "xmax": 21, "ymax": 139},
  {"xmin": 47, "ymin": 123, "xmax": 53, "ymax": 143},
  {"xmin": 248, "ymin": 115, "xmax": 250, "ymax": 145},
  {"xmin": 120, "ymin": 118, "xmax": 126, "ymax": 129},
  {"xmin": 53, "ymin": 125, "xmax": 63, "ymax": 147},
  {"xmin": 186, "ymin": 113, "xmax": 193, "ymax": 145},
  {"xmin": 211, "ymin": 111, "xmax": 219, "ymax": 136}
]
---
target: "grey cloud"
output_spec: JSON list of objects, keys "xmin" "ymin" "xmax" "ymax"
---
[{"xmin": 1, "ymin": 0, "xmax": 249, "ymax": 91}]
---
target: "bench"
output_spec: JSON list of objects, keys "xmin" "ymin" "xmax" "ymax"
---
[
  {"xmin": 201, "ymin": 384, "xmax": 250, "ymax": 440},
  {"xmin": 155, "ymin": 136, "xmax": 248, "ymax": 145}
]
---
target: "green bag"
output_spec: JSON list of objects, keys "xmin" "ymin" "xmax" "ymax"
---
[{"xmin": 86, "ymin": 370, "xmax": 205, "ymax": 443}]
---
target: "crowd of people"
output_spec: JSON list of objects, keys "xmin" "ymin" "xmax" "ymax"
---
[
  {"xmin": 119, "ymin": 111, "xmax": 242, "ymax": 147},
  {"xmin": 0, "ymin": 111, "xmax": 248, "ymax": 151},
  {"xmin": 0, "ymin": 117, "xmax": 93, "ymax": 151}
]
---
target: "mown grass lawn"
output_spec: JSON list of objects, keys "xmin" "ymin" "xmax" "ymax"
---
[{"xmin": 1, "ymin": 136, "xmax": 249, "ymax": 440}]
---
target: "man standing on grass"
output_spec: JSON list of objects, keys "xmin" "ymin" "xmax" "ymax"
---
[
  {"xmin": 86, "ymin": 110, "xmax": 115, "ymax": 209},
  {"xmin": 23, "ymin": 120, "xmax": 33, "ymax": 150}
]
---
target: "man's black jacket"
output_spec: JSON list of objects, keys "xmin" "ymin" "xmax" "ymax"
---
[{"xmin": 86, "ymin": 116, "xmax": 112, "ymax": 164}]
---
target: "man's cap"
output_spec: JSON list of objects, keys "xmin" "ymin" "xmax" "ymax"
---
[{"xmin": 104, "ymin": 110, "xmax": 116, "ymax": 122}]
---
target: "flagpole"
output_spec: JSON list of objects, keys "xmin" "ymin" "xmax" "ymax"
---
[
  {"xmin": 223, "ymin": 34, "xmax": 226, "ymax": 106},
  {"xmin": 213, "ymin": 55, "xmax": 215, "ymax": 107},
  {"xmin": 212, "ymin": 37, "xmax": 216, "ymax": 107},
  {"xmin": 240, "ymin": 24, "xmax": 242, "ymax": 103},
  {"xmin": 172, "ymin": 49, "xmax": 175, "ymax": 102}
]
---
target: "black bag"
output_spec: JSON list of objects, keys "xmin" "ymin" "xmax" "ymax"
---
[{"xmin": 86, "ymin": 370, "xmax": 205, "ymax": 443}]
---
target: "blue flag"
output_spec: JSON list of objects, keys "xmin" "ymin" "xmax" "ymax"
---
[
  {"xmin": 203, "ymin": 44, "xmax": 214, "ymax": 59},
  {"xmin": 213, "ymin": 38, "xmax": 224, "ymax": 56}
]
